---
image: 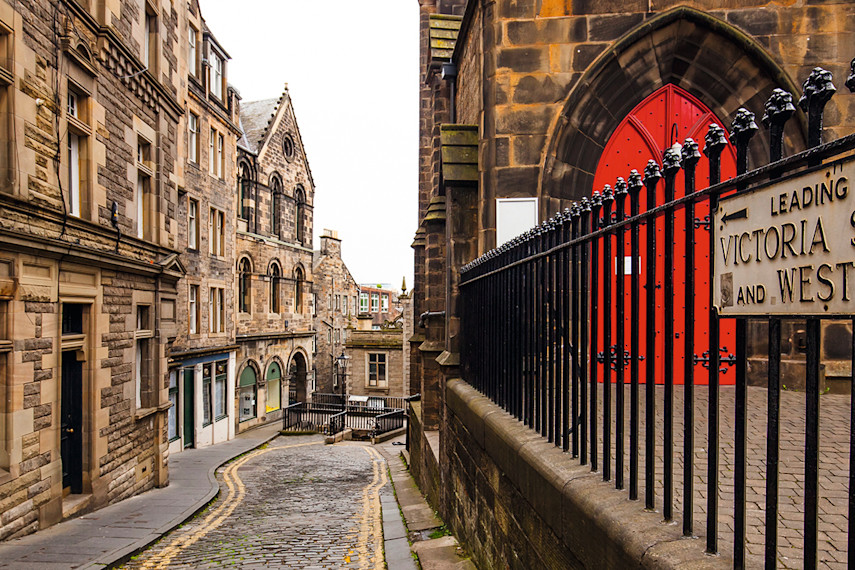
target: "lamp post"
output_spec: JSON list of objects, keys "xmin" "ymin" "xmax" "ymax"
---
[{"xmin": 335, "ymin": 351, "xmax": 350, "ymax": 404}]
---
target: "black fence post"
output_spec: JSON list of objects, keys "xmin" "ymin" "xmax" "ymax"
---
[
  {"xmin": 703, "ymin": 122, "xmax": 727, "ymax": 555},
  {"xmin": 579, "ymin": 198, "xmax": 591, "ymax": 464},
  {"xmin": 730, "ymin": 106, "xmax": 759, "ymax": 570},
  {"xmin": 627, "ymin": 169, "xmax": 642, "ymax": 501},
  {"xmin": 590, "ymin": 192, "xmax": 603, "ymax": 473},
  {"xmin": 601, "ymin": 186, "xmax": 614, "ymax": 481},
  {"xmin": 681, "ymin": 137, "xmax": 700, "ymax": 537},
  {"xmin": 760, "ymin": 86, "xmax": 795, "ymax": 569},
  {"xmin": 614, "ymin": 178, "xmax": 628, "ymax": 490},
  {"xmin": 642, "ymin": 159, "xmax": 661, "ymax": 510},
  {"xmin": 571, "ymin": 203, "xmax": 582, "ymax": 458}
]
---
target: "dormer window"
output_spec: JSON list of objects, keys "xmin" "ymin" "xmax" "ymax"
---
[{"xmin": 210, "ymin": 51, "xmax": 223, "ymax": 99}]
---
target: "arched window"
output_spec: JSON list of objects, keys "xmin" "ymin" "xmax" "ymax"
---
[
  {"xmin": 294, "ymin": 266, "xmax": 304, "ymax": 314},
  {"xmin": 269, "ymin": 262, "xmax": 281, "ymax": 314},
  {"xmin": 238, "ymin": 363, "xmax": 257, "ymax": 421},
  {"xmin": 271, "ymin": 176, "xmax": 282, "ymax": 239},
  {"xmin": 238, "ymin": 258, "xmax": 252, "ymax": 313},
  {"xmin": 295, "ymin": 186, "xmax": 305, "ymax": 245},
  {"xmin": 238, "ymin": 161, "xmax": 252, "ymax": 221},
  {"xmin": 265, "ymin": 361, "xmax": 282, "ymax": 413}
]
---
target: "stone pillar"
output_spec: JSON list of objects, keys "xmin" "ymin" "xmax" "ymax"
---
[{"xmin": 420, "ymin": 196, "xmax": 447, "ymax": 430}]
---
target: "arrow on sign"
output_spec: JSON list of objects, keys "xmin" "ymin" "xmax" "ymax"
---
[{"xmin": 721, "ymin": 208, "xmax": 748, "ymax": 224}]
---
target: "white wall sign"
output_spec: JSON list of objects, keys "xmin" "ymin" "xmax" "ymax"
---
[
  {"xmin": 496, "ymin": 198, "xmax": 538, "ymax": 247},
  {"xmin": 714, "ymin": 156, "xmax": 855, "ymax": 316}
]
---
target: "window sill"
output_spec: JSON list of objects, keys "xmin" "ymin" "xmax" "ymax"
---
[
  {"xmin": 239, "ymin": 416, "xmax": 257, "ymax": 423},
  {"xmin": 202, "ymin": 421, "xmax": 212, "ymax": 428},
  {"xmin": 135, "ymin": 407, "xmax": 158, "ymax": 421},
  {"xmin": 215, "ymin": 414, "xmax": 228, "ymax": 422}
]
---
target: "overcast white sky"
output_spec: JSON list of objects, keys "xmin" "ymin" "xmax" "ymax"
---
[{"xmin": 200, "ymin": 0, "xmax": 419, "ymax": 290}]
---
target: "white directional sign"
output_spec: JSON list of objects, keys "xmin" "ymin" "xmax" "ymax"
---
[{"xmin": 714, "ymin": 156, "xmax": 855, "ymax": 316}]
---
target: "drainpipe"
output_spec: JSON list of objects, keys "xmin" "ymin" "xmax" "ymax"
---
[{"xmin": 441, "ymin": 62, "xmax": 457, "ymax": 123}]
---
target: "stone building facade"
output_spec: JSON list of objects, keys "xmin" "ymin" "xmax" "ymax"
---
[
  {"xmin": 412, "ymin": 0, "xmax": 855, "ymax": 568},
  {"xmin": 235, "ymin": 88, "xmax": 315, "ymax": 427},
  {"xmin": 346, "ymin": 329, "xmax": 405, "ymax": 399},
  {"xmin": 0, "ymin": 0, "xmax": 186, "ymax": 540},
  {"xmin": 166, "ymin": 0, "xmax": 240, "ymax": 454},
  {"xmin": 312, "ymin": 229, "xmax": 359, "ymax": 394}
]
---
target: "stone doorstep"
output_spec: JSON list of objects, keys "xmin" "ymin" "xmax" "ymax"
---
[{"xmin": 61, "ymin": 493, "xmax": 92, "ymax": 520}]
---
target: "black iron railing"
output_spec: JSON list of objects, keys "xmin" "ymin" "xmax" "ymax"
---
[
  {"xmin": 459, "ymin": 66, "xmax": 855, "ymax": 569},
  {"xmin": 373, "ymin": 409, "xmax": 405, "ymax": 438},
  {"xmin": 284, "ymin": 399, "xmax": 406, "ymax": 438}
]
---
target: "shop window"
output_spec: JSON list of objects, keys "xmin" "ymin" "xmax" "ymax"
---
[
  {"xmin": 266, "ymin": 362, "xmax": 281, "ymax": 413},
  {"xmin": 214, "ymin": 360, "xmax": 227, "ymax": 420},
  {"xmin": 367, "ymin": 353, "xmax": 387, "ymax": 388},
  {"xmin": 168, "ymin": 370, "xmax": 178, "ymax": 441},
  {"xmin": 239, "ymin": 365, "xmax": 257, "ymax": 422},
  {"xmin": 202, "ymin": 363, "xmax": 212, "ymax": 426},
  {"xmin": 135, "ymin": 305, "xmax": 155, "ymax": 409}
]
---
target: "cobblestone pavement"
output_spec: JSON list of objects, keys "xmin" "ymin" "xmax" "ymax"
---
[
  {"xmin": 584, "ymin": 384, "xmax": 849, "ymax": 569},
  {"xmin": 121, "ymin": 435, "xmax": 388, "ymax": 569}
]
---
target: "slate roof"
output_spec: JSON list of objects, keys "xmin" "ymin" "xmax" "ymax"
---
[{"xmin": 237, "ymin": 98, "xmax": 279, "ymax": 154}]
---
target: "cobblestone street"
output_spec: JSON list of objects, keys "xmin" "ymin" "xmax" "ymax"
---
[{"xmin": 122, "ymin": 435, "xmax": 388, "ymax": 569}]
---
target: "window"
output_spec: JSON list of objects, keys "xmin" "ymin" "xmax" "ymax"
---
[
  {"xmin": 381, "ymin": 294, "xmax": 389, "ymax": 312},
  {"xmin": 168, "ymin": 371, "xmax": 178, "ymax": 441},
  {"xmin": 334, "ymin": 329, "xmax": 340, "ymax": 344},
  {"xmin": 136, "ymin": 137, "xmax": 152, "ymax": 240},
  {"xmin": 144, "ymin": 3, "xmax": 157, "ymax": 70},
  {"xmin": 239, "ymin": 365, "xmax": 257, "ymax": 421},
  {"xmin": 209, "ymin": 208, "xmax": 224, "ymax": 256},
  {"xmin": 368, "ymin": 353, "xmax": 387, "ymax": 388},
  {"xmin": 202, "ymin": 363, "xmax": 212, "ymax": 426},
  {"xmin": 270, "ymin": 263, "xmax": 281, "ymax": 314},
  {"xmin": 282, "ymin": 134, "xmax": 294, "ymax": 160},
  {"xmin": 295, "ymin": 186, "xmax": 305, "ymax": 244},
  {"xmin": 370, "ymin": 293, "xmax": 379, "ymax": 313},
  {"xmin": 238, "ymin": 258, "xmax": 251, "ymax": 314},
  {"xmin": 189, "ymin": 284, "xmax": 199, "ymax": 334},
  {"xmin": 359, "ymin": 293, "xmax": 368, "ymax": 313},
  {"xmin": 266, "ymin": 362, "xmax": 281, "ymax": 413},
  {"xmin": 188, "ymin": 197, "xmax": 199, "ymax": 250},
  {"xmin": 238, "ymin": 162, "xmax": 251, "ymax": 220},
  {"xmin": 217, "ymin": 132, "xmax": 224, "ymax": 179},
  {"xmin": 135, "ymin": 305, "xmax": 155, "ymax": 409},
  {"xmin": 208, "ymin": 128, "xmax": 216, "ymax": 176},
  {"xmin": 294, "ymin": 266, "xmax": 304, "ymax": 314},
  {"xmin": 188, "ymin": 24, "xmax": 198, "ymax": 77},
  {"xmin": 335, "ymin": 295, "xmax": 341, "ymax": 312},
  {"xmin": 0, "ymin": 301, "xmax": 9, "ymax": 470},
  {"xmin": 188, "ymin": 113, "xmax": 199, "ymax": 164},
  {"xmin": 209, "ymin": 287, "xmax": 224, "ymax": 333},
  {"xmin": 271, "ymin": 178, "xmax": 282, "ymax": 238},
  {"xmin": 214, "ymin": 361, "xmax": 227, "ymax": 420},
  {"xmin": 210, "ymin": 51, "xmax": 223, "ymax": 99},
  {"xmin": 67, "ymin": 87, "xmax": 90, "ymax": 219}
]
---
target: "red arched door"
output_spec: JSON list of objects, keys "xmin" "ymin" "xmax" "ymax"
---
[{"xmin": 592, "ymin": 84, "xmax": 736, "ymax": 385}]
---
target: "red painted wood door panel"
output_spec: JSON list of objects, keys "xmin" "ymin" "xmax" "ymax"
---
[{"xmin": 592, "ymin": 84, "xmax": 737, "ymax": 385}]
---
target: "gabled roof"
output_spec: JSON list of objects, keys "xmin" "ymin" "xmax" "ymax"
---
[{"xmin": 237, "ymin": 98, "xmax": 278, "ymax": 154}]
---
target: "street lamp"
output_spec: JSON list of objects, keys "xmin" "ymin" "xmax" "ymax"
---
[{"xmin": 335, "ymin": 351, "xmax": 350, "ymax": 402}]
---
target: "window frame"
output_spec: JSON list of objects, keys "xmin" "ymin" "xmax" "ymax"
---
[
  {"xmin": 209, "ymin": 207, "xmax": 225, "ymax": 257},
  {"xmin": 370, "ymin": 293, "xmax": 379, "ymax": 313},
  {"xmin": 238, "ymin": 258, "xmax": 251, "ymax": 314},
  {"xmin": 359, "ymin": 293, "xmax": 368, "ymax": 314},
  {"xmin": 367, "ymin": 353, "xmax": 388, "ymax": 388},
  {"xmin": 210, "ymin": 50, "xmax": 223, "ymax": 99},
  {"xmin": 188, "ymin": 284, "xmax": 199, "ymax": 334},
  {"xmin": 188, "ymin": 23, "xmax": 198, "ymax": 78},
  {"xmin": 188, "ymin": 196, "xmax": 199, "ymax": 250},
  {"xmin": 188, "ymin": 112, "xmax": 199, "ymax": 164}
]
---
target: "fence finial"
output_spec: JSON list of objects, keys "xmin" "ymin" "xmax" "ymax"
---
[
  {"xmin": 762, "ymin": 88, "xmax": 796, "ymax": 163},
  {"xmin": 730, "ymin": 108, "xmax": 758, "ymax": 178},
  {"xmin": 627, "ymin": 169, "xmax": 643, "ymax": 194},
  {"xmin": 681, "ymin": 138, "xmax": 700, "ymax": 168},
  {"xmin": 799, "ymin": 67, "xmax": 836, "ymax": 148},
  {"xmin": 662, "ymin": 145, "xmax": 682, "ymax": 176},
  {"xmin": 614, "ymin": 177, "xmax": 628, "ymax": 197},
  {"xmin": 643, "ymin": 159, "xmax": 661, "ymax": 186}
]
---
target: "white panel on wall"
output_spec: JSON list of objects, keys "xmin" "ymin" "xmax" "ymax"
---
[{"xmin": 496, "ymin": 198, "xmax": 538, "ymax": 247}]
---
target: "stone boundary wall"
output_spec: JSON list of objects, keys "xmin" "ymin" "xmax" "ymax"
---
[
  {"xmin": 436, "ymin": 379, "xmax": 732, "ymax": 569},
  {"xmin": 406, "ymin": 401, "xmax": 440, "ymax": 512}
]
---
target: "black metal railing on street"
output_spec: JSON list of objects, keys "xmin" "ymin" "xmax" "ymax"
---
[{"xmin": 459, "ymin": 65, "xmax": 855, "ymax": 569}]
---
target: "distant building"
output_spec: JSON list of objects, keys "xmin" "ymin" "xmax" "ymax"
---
[
  {"xmin": 312, "ymin": 229, "xmax": 359, "ymax": 394},
  {"xmin": 235, "ymin": 87, "xmax": 315, "ymax": 426},
  {"xmin": 357, "ymin": 284, "xmax": 400, "ymax": 330}
]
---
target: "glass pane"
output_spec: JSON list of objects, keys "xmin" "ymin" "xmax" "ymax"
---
[
  {"xmin": 215, "ymin": 375, "xmax": 226, "ymax": 418},
  {"xmin": 203, "ymin": 378, "xmax": 212, "ymax": 425},
  {"xmin": 266, "ymin": 379, "xmax": 280, "ymax": 412},
  {"xmin": 168, "ymin": 390, "xmax": 178, "ymax": 440}
]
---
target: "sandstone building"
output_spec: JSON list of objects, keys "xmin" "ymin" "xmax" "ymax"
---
[
  {"xmin": 0, "ymin": 0, "xmax": 187, "ymax": 539},
  {"xmin": 312, "ymin": 229, "xmax": 359, "ymax": 395},
  {"xmin": 235, "ymin": 87, "xmax": 315, "ymax": 428},
  {"xmin": 411, "ymin": 0, "xmax": 855, "ymax": 567},
  {"xmin": 167, "ymin": 1, "xmax": 240, "ymax": 454}
]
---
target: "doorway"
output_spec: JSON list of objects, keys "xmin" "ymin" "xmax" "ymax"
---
[
  {"xmin": 183, "ymin": 368, "xmax": 194, "ymax": 448},
  {"xmin": 289, "ymin": 352, "xmax": 307, "ymax": 403},
  {"xmin": 60, "ymin": 350, "xmax": 83, "ymax": 494}
]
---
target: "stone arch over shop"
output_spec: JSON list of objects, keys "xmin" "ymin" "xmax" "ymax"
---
[
  {"xmin": 539, "ymin": 6, "xmax": 807, "ymax": 204},
  {"xmin": 237, "ymin": 360, "xmax": 260, "ymax": 422},
  {"xmin": 288, "ymin": 350, "xmax": 309, "ymax": 404},
  {"xmin": 264, "ymin": 358, "xmax": 285, "ymax": 414}
]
